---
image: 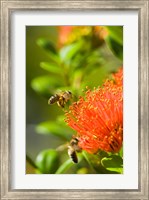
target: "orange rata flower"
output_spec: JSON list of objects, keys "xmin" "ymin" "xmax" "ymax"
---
[
  {"xmin": 58, "ymin": 26, "xmax": 108, "ymax": 48},
  {"xmin": 65, "ymin": 68, "xmax": 123, "ymax": 154},
  {"xmin": 112, "ymin": 67, "xmax": 123, "ymax": 86},
  {"xmin": 58, "ymin": 26, "xmax": 73, "ymax": 46},
  {"xmin": 58, "ymin": 26, "xmax": 92, "ymax": 46}
]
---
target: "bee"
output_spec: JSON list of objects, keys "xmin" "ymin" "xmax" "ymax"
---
[
  {"xmin": 48, "ymin": 91, "xmax": 72, "ymax": 108},
  {"xmin": 68, "ymin": 137, "xmax": 82, "ymax": 163}
]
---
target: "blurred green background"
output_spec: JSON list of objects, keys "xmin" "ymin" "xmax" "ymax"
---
[{"xmin": 26, "ymin": 26, "xmax": 123, "ymax": 174}]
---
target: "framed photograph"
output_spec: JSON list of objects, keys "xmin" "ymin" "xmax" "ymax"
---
[{"xmin": 0, "ymin": 0, "xmax": 148, "ymax": 199}]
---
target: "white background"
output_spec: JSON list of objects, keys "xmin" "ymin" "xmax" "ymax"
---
[{"xmin": 11, "ymin": 11, "xmax": 138, "ymax": 189}]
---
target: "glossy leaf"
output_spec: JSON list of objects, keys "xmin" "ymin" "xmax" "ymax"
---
[
  {"xmin": 37, "ymin": 39, "xmax": 57, "ymax": 53},
  {"xmin": 59, "ymin": 41, "xmax": 83, "ymax": 63},
  {"xmin": 55, "ymin": 159, "xmax": 74, "ymax": 174},
  {"xmin": 31, "ymin": 75, "xmax": 63, "ymax": 97},
  {"xmin": 35, "ymin": 149, "xmax": 59, "ymax": 174},
  {"xmin": 106, "ymin": 26, "xmax": 123, "ymax": 45},
  {"xmin": 101, "ymin": 155, "xmax": 123, "ymax": 173},
  {"xmin": 55, "ymin": 154, "xmax": 83, "ymax": 174},
  {"xmin": 40, "ymin": 62, "xmax": 62, "ymax": 74},
  {"xmin": 36, "ymin": 121, "xmax": 74, "ymax": 140},
  {"xmin": 83, "ymin": 151, "xmax": 119, "ymax": 174},
  {"xmin": 105, "ymin": 36, "xmax": 123, "ymax": 60},
  {"xmin": 118, "ymin": 147, "xmax": 123, "ymax": 158},
  {"xmin": 37, "ymin": 38, "xmax": 60, "ymax": 64},
  {"xmin": 82, "ymin": 151, "xmax": 105, "ymax": 174}
]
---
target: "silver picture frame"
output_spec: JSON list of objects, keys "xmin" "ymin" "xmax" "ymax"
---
[{"xmin": 0, "ymin": 0, "xmax": 148, "ymax": 199}]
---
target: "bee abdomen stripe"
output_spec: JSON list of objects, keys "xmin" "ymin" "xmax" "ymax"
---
[{"xmin": 70, "ymin": 152, "xmax": 78, "ymax": 163}]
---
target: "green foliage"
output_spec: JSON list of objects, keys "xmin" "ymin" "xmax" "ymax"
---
[
  {"xmin": 55, "ymin": 154, "xmax": 84, "ymax": 174},
  {"xmin": 37, "ymin": 38, "xmax": 60, "ymax": 64},
  {"xmin": 105, "ymin": 26, "xmax": 123, "ymax": 60},
  {"xmin": 59, "ymin": 41, "xmax": 83, "ymax": 63},
  {"xmin": 101, "ymin": 155, "xmax": 123, "ymax": 173},
  {"xmin": 118, "ymin": 147, "xmax": 123, "ymax": 157},
  {"xmin": 55, "ymin": 159, "xmax": 75, "ymax": 174},
  {"xmin": 82, "ymin": 150, "xmax": 121, "ymax": 174},
  {"xmin": 27, "ymin": 26, "xmax": 123, "ymax": 174},
  {"xmin": 31, "ymin": 75, "xmax": 64, "ymax": 97},
  {"xmin": 36, "ymin": 121, "xmax": 74, "ymax": 140},
  {"xmin": 35, "ymin": 149, "xmax": 60, "ymax": 173},
  {"xmin": 106, "ymin": 26, "xmax": 123, "ymax": 45},
  {"xmin": 37, "ymin": 39, "xmax": 57, "ymax": 54},
  {"xmin": 105, "ymin": 36, "xmax": 123, "ymax": 60},
  {"xmin": 40, "ymin": 62, "xmax": 62, "ymax": 75}
]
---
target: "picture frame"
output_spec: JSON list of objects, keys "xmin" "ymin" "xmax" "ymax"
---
[{"xmin": 0, "ymin": 0, "xmax": 148, "ymax": 199}]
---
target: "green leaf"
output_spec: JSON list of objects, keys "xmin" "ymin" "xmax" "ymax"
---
[
  {"xmin": 37, "ymin": 38, "xmax": 57, "ymax": 54},
  {"xmin": 36, "ymin": 121, "xmax": 74, "ymax": 140},
  {"xmin": 56, "ymin": 115, "xmax": 68, "ymax": 125},
  {"xmin": 83, "ymin": 151, "xmax": 119, "ymax": 174},
  {"xmin": 37, "ymin": 38, "xmax": 60, "ymax": 64},
  {"xmin": 59, "ymin": 41, "xmax": 83, "ymax": 63},
  {"xmin": 55, "ymin": 154, "xmax": 83, "ymax": 174},
  {"xmin": 55, "ymin": 159, "xmax": 74, "ymax": 174},
  {"xmin": 31, "ymin": 75, "xmax": 63, "ymax": 97},
  {"xmin": 40, "ymin": 62, "xmax": 62, "ymax": 74},
  {"xmin": 36, "ymin": 149, "xmax": 59, "ymax": 174},
  {"xmin": 118, "ymin": 147, "xmax": 123, "ymax": 158},
  {"xmin": 106, "ymin": 26, "xmax": 123, "ymax": 45},
  {"xmin": 101, "ymin": 155, "xmax": 123, "ymax": 173},
  {"xmin": 72, "ymin": 69, "xmax": 83, "ymax": 89},
  {"xmin": 105, "ymin": 36, "xmax": 123, "ymax": 60},
  {"xmin": 82, "ymin": 151, "xmax": 107, "ymax": 174}
]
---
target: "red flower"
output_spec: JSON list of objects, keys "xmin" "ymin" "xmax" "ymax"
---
[
  {"xmin": 112, "ymin": 67, "xmax": 123, "ymax": 86},
  {"xmin": 58, "ymin": 26, "xmax": 108, "ymax": 48},
  {"xmin": 65, "ymin": 68, "xmax": 123, "ymax": 154},
  {"xmin": 58, "ymin": 26, "xmax": 73, "ymax": 46}
]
